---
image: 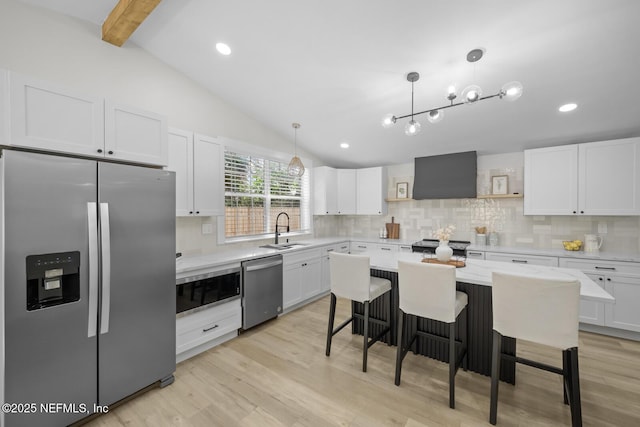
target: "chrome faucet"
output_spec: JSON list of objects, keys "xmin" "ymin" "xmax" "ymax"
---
[{"xmin": 275, "ymin": 212, "xmax": 290, "ymax": 244}]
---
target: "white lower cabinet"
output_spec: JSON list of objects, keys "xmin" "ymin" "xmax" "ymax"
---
[
  {"xmin": 580, "ymin": 273, "xmax": 606, "ymax": 326},
  {"xmin": 485, "ymin": 252, "xmax": 558, "ymax": 267},
  {"xmin": 176, "ymin": 298, "xmax": 241, "ymax": 362},
  {"xmin": 283, "ymin": 248, "xmax": 322, "ymax": 310},
  {"xmin": 559, "ymin": 258, "xmax": 640, "ymax": 332},
  {"xmin": 350, "ymin": 241, "xmax": 399, "ymax": 254}
]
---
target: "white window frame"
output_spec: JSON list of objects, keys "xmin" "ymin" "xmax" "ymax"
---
[{"xmin": 217, "ymin": 137, "xmax": 312, "ymax": 244}]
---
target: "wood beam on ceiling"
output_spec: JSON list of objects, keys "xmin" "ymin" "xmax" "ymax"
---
[{"xmin": 102, "ymin": 0, "xmax": 162, "ymax": 47}]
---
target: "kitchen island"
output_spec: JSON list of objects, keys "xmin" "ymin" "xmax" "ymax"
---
[{"xmin": 350, "ymin": 252, "xmax": 614, "ymax": 383}]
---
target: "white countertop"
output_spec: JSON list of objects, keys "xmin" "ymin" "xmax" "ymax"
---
[
  {"xmin": 176, "ymin": 237, "xmax": 350, "ymax": 280},
  {"xmin": 367, "ymin": 251, "xmax": 615, "ymax": 304},
  {"xmin": 467, "ymin": 244, "xmax": 640, "ymax": 263}
]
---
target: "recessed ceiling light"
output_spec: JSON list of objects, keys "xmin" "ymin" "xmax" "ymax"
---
[
  {"xmin": 340, "ymin": 143, "xmax": 349, "ymax": 149},
  {"xmin": 216, "ymin": 42, "xmax": 231, "ymax": 55},
  {"xmin": 559, "ymin": 103, "xmax": 577, "ymax": 112}
]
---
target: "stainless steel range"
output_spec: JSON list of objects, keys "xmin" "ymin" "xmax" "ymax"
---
[{"xmin": 411, "ymin": 239, "xmax": 471, "ymax": 257}]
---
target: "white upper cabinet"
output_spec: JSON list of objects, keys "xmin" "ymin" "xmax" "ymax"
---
[
  {"xmin": 0, "ymin": 69, "xmax": 8, "ymax": 145},
  {"xmin": 524, "ymin": 138, "xmax": 640, "ymax": 215},
  {"xmin": 8, "ymin": 71, "xmax": 168, "ymax": 166},
  {"xmin": 313, "ymin": 166, "xmax": 387, "ymax": 215},
  {"xmin": 578, "ymin": 138, "xmax": 640, "ymax": 215},
  {"xmin": 9, "ymin": 71, "xmax": 104, "ymax": 157},
  {"xmin": 356, "ymin": 166, "xmax": 387, "ymax": 215},
  {"xmin": 336, "ymin": 169, "xmax": 356, "ymax": 214},
  {"xmin": 167, "ymin": 128, "xmax": 194, "ymax": 216},
  {"xmin": 313, "ymin": 166, "xmax": 338, "ymax": 215},
  {"xmin": 524, "ymin": 144, "xmax": 578, "ymax": 215},
  {"xmin": 105, "ymin": 100, "xmax": 168, "ymax": 166},
  {"xmin": 192, "ymin": 134, "xmax": 224, "ymax": 216},
  {"xmin": 167, "ymin": 129, "xmax": 223, "ymax": 217}
]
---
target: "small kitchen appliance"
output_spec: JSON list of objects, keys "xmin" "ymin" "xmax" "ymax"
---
[{"xmin": 584, "ymin": 234, "xmax": 603, "ymax": 253}]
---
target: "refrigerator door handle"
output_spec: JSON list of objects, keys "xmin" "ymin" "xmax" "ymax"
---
[
  {"xmin": 87, "ymin": 202, "xmax": 99, "ymax": 337},
  {"xmin": 100, "ymin": 202, "xmax": 111, "ymax": 335}
]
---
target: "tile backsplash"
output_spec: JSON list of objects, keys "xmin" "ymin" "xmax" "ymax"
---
[{"xmin": 314, "ymin": 198, "xmax": 640, "ymax": 253}]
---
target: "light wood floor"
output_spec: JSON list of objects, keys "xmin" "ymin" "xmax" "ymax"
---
[{"xmin": 87, "ymin": 296, "xmax": 640, "ymax": 426}]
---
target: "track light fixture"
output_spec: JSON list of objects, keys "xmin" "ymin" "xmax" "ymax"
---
[{"xmin": 381, "ymin": 49, "xmax": 523, "ymax": 136}]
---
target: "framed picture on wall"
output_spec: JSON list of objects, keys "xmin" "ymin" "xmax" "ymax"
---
[
  {"xmin": 396, "ymin": 182, "xmax": 409, "ymax": 199},
  {"xmin": 491, "ymin": 175, "xmax": 508, "ymax": 195}
]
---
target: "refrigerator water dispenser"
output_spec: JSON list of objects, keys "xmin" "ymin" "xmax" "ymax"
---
[{"xmin": 26, "ymin": 251, "xmax": 80, "ymax": 310}]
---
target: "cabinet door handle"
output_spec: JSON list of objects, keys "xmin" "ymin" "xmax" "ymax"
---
[
  {"xmin": 595, "ymin": 266, "xmax": 616, "ymax": 271},
  {"xmin": 97, "ymin": 149, "xmax": 103, "ymax": 153},
  {"xmin": 381, "ymin": 247, "xmax": 391, "ymax": 251},
  {"xmin": 326, "ymin": 248, "xmax": 334, "ymax": 252},
  {"xmin": 511, "ymin": 259, "xmax": 528, "ymax": 264},
  {"xmin": 301, "ymin": 262, "xmax": 307, "ymax": 267},
  {"xmin": 572, "ymin": 210, "xmax": 577, "ymax": 214},
  {"xmin": 468, "ymin": 251, "xmax": 483, "ymax": 256},
  {"xmin": 598, "ymin": 277, "xmax": 604, "ymax": 281},
  {"xmin": 580, "ymin": 210, "xmax": 584, "ymax": 214},
  {"xmin": 606, "ymin": 278, "xmax": 612, "ymax": 281},
  {"xmin": 357, "ymin": 245, "xmax": 366, "ymax": 249},
  {"xmin": 203, "ymin": 324, "xmax": 219, "ymax": 332},
  {"xmin": 108, "ymin": 150, "xmax": 114, "ymax": 155}
]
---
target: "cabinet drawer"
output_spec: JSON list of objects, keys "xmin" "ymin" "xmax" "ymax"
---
[
  {"xmin": 485, "ymin": 252, "xmax": 558, "ymax": 267},
  {"xmin": 466, "ymin": 250, "xmax": 485, "ymax": 260},
  {"xmin": 559, "ymin": 258, "xmax": 640, "ymax": 276},
  {"xmin": 283, "ymin": 248, "xmax": 322, "ymax": 266},
  {"xmin": 176, "ymin": 299, "xmax": 241, "ymax": 353}
]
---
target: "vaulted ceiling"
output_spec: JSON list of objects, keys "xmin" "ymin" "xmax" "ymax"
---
[{"xmin": 20, "ymin": 0, "xmax": 640, "ymax": 167}]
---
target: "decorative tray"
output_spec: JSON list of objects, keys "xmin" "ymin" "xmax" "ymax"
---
[{"xmin": 421, "ymin": 258, "xmax": 466, "ymax": 268}]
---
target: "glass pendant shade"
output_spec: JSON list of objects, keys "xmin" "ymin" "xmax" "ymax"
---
[
  {"xmin": 427, "ymin": 109, "xmax": 444, "ymax": 123},
  {"xmin": 404, "ymin": 119, "xmax": 421, "ymax": 136},
  {"xmin": 381, "ymin": 113, "xmax": 397, "ymax": 128},
  {"xmin": 462, "ymin": 85, "xmax": 483, "ymax": 104},
  {"xmin": 501, "ymin": 81, "xmax": 523, "ymax": 101},
  {"xmin": 287, "ymin": 156, "xmax": 305, "ymax": 177}
]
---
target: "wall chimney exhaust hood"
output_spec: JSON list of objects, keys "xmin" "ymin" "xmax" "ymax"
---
[{"xmin": 413, "ymin": 151, "xmax": 477, "ymax": 200}]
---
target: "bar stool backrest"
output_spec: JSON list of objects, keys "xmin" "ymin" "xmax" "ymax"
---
[
  {"xmin": 329, "ymin": 252, "xmax": 371, "ymax": 303},
  {"xmin": 491, "ymin": 272, "xmax": 580, "ymax": 349},
  {"xmin": 398, "ymin": 261, "xmax": 457, "ymax": 323}
]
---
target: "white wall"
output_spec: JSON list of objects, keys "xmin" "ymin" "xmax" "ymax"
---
[
  {"xmin": 0, "ymin": 0, "xmax": 321, "ymax": 256},
  {"xmin": 0, "ymin": 0, "xmax": 320, "ymax": 157}
]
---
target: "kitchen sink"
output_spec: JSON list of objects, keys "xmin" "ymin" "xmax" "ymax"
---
[{"xmin": 260, "ymin": 242, "xmax": 310, "ymax": 250}]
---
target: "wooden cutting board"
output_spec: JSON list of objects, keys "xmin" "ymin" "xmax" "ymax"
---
[{"xmin": 386, "ymin": 217, "xmax": 399, "ymax": 239}]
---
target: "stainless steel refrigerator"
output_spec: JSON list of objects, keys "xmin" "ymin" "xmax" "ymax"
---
[{"xmin": 0, "ymin": 150, "xmax": 176, "ymax": 426}]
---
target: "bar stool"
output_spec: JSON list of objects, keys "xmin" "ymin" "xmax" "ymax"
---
[
  {"xmin": 490, "ymin": 271, "xmax": 582, "ymax": 426},
  {"xmin": 395, "ymin": 261, "xmax": 468, "ymax": 409},
  {"xmin": 325, "ymin": 252, "xmax": 392, "ymax": 372}
]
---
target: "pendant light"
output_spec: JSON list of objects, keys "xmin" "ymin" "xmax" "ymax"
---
[
  {"xmin": 381, "ymin": 49, "xmax": 523, "ymax": 135},
  {"xmin": 287, "ymin": 123, "xmax": 305, "ymax": 177},
  {"xmin": 404, "ymin": 72, "xmax": 421, "ymax": 136}
]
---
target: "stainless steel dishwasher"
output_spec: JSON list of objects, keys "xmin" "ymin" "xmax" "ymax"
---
[{"xmin": 241, "ymin": 255, "xmax": 283, "ymax": 329}]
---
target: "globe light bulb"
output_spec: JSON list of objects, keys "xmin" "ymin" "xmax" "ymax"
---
[
  {"xmin": 501, "ymin": 81, "xmax": 523, "ymax": 101},
  {"xmin": 404, "ymin": 119, "xmax": 421, "ymax": 136},
  {"xmin": 462, "ymin": 85, "xmax": 483, "ymax": 104},
  {"xmin": 381, "ymin": 114, "xmax": 397, "ymax": 128},
  {"xmin": 427, "ymin": 109, "xmax": 444, "ymax": 123}
]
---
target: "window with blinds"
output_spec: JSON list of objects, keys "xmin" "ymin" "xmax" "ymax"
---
[{"xmin": 224, "ymin": 150, "xmax": 310, "ymax": 239}]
